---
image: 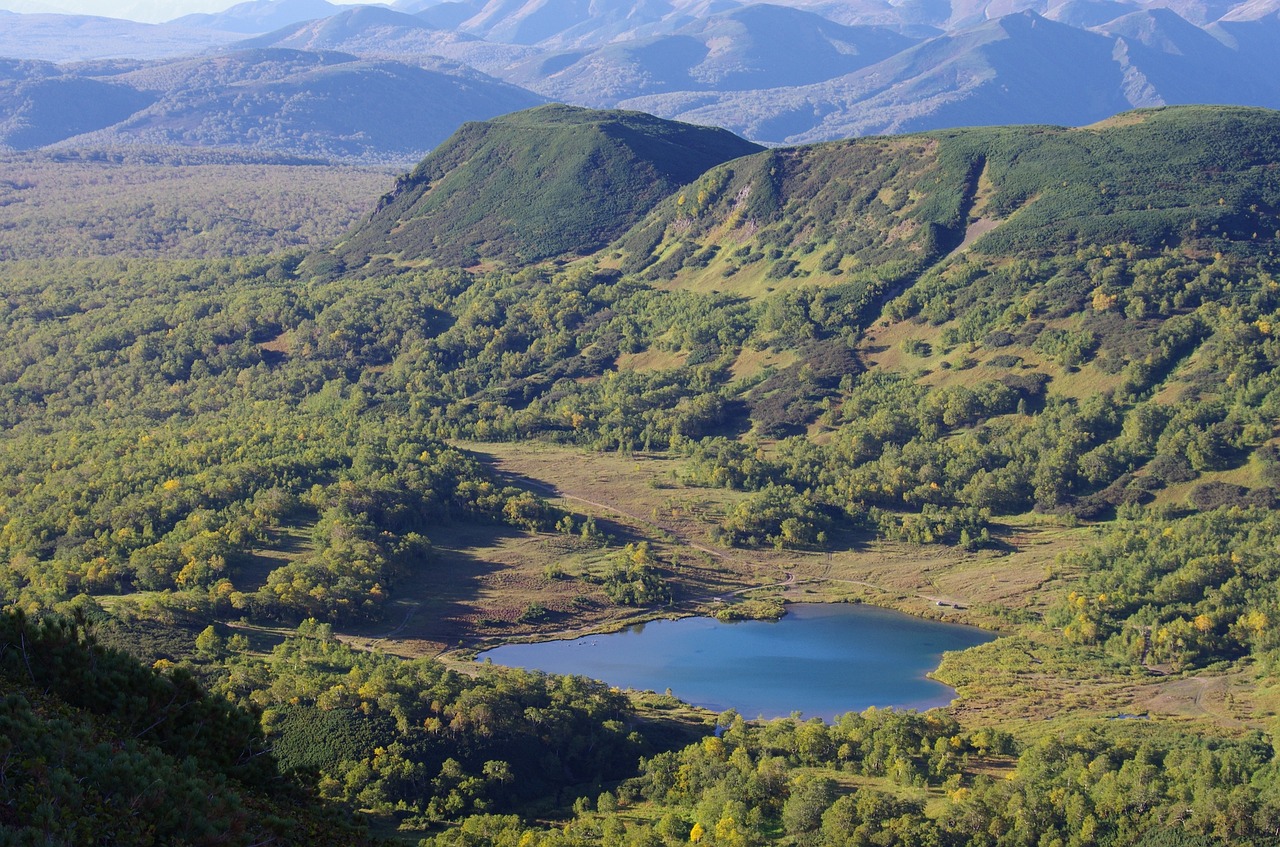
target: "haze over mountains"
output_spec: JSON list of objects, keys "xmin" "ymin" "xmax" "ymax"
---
[{"xmin": 1, "ymin": 0, "xmax": 1279, "ymax": 159}]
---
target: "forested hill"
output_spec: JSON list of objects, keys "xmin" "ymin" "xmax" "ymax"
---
[
  {"xmin": 0, "ymin": 611, "xmax": 368, "ymax": 846},
  {"xmin": 309, "ymin": 103, "xmax": 1280, "ymax": 543},
  {"xmin": 617, "ymin": 105, "xmax": 1280, "ymax": 296},
  {"xmin": 330, "ymin": 103, "xmax": 1280, "ymax": 277},
  {"xmin": 325, "ymin": 104, "xmax": 764, "ymax": 268}
]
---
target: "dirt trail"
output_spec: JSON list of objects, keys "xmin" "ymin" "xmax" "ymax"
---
[{"xmin": 1139, "ymin": 674, "xmax": 1246, "ymax": 727}]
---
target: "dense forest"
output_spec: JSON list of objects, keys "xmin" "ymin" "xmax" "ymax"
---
[{"xmin": 6, "ymin": 104, "xmax": 1280, "ymax": 844}]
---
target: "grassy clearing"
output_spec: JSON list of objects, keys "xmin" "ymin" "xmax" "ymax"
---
[
  {"xmin": 328, "ymin": 438, "xmax": 1276, "ymax": 734},
  {"xmin": 728, "ymin": 346, "xmax": 799, "ymax": 382},
  {"xmin": 615, "ymin": 348, "xmax": 689, "ymax": 372},
  {"xmin": 452, "ymin": 442, "xmax": 1085, "ymax": 630}
]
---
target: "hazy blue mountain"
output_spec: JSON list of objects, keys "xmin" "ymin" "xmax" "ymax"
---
[
  {"xmin": 0, "ymin": 57, "xmax": 58, "ymax": 83},
  {"xmin": 1216, "ymin": 0, "xmax": 1280, "ymax": 19},
  {"xmin": 683, "ymin": 5, "xmax": 915, "ymax": 87},
  {"xmin": 446, "ymin": 0, "xmax": 743, "ymax": 47},
  {"xmin": 170, "ymin": 0, "xmax": 355, "ymax": 33},
  {"xmin": 1207, "ymin": 11, "xmax": 1280, "ymax": 82},
  {"xmin": 501, "ymin": 4, "xmax": 916, "ymax": 106},
  {"xmin": 1044, "ymin": 0, "xmax": 1139, "ymax": 27},
  {"xmin": 0, "ymin": 48, "xmax": 540, "ymax": 162},
  {"xmin": 1094, "ymin": 8, "xmax": 1276, "ymax": 106},
  {"xmin": 0, "ymin": 72, "xmax": 156, "ymax": 149},
  {"xmin": 617, "ymin": 12, "xmax": 1115, "ymax": 141},
  {"xmin": 0, "ymin": 13, "xmax": 241, "ymax": 62},
  {"xmin": 237, "ymin": 5, "xmax": 546, "ymax": 76},
  {"xmin": 239, "ymin": 5, "xmax": 445, "ymax": 50},
  {"xmin": 407, "ymin": 0, "xmax": 488, "ymax": 28},
  {"xmin": 620, "ymin": 7, "xmax": 1280, "ymax": 143},
  {"xmin": 2, "ymin": 0, "xmax": 1279, "ymax": 153},
  {"xmin": 99, "ymin": 49, "xmax": 541, "ymax": 161}
]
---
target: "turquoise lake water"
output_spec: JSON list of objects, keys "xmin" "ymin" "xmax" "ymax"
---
[{"xmin": 476, "ymin": 603, "xmax": 996, "ymax": 720}]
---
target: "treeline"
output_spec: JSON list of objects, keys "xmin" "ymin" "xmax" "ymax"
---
[
  {"xmin": 424, "ymin": 710, "xmax": 1280, "ymax": 847},
  {"xmin": 208, "ymin": 619, "xmax": 644, "ymax": 824}
]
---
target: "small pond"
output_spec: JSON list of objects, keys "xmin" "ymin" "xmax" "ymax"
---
[{"xmin": 476, "ymin": 603, "xmax": 995, "ymax": 720}]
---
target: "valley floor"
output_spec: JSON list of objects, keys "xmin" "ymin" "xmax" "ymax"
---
[{"xmin": 316, "ymin": 441, "xmax": 1275, "ymax": 738}]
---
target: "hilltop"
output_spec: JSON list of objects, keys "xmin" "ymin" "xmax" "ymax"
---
[
  {"xmin": 619, "ymin": 104, "xmax": 1280, "ymax": 292},
  {"xmin": 328, "ymin": 103, "xmax": 764, "ymax": 266}
]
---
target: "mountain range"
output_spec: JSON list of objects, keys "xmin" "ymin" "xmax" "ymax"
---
[
  {"xmin": 2, "ymin": 0, "xmax": 1280, "ymax": 158},
  {"xmin": 0, "ymin": 47, "xmax": 542, "ymax": 161}
]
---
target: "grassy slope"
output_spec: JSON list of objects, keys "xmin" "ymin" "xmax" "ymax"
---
[
  {"xmin": 328, "ymin": 104, "xmax": 763, "ymax": 268},
  {"xmin": 619, "ymin": 105, "xmax": 1280, "ymax": 299}
]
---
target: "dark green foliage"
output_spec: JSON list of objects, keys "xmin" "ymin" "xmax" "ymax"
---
[
  {"xmin": 1188, "ymin": 481, "xmax": 1249, "ymax": 510},
  {"xmin": 223, "ymin": 622, "xmax": 643, "ymax": 820},
  {"xmin": 961, "ymin": 107, "xmax": 1280, "ymax": 256},
  {"xmin": 718, "ymin": 484, "xmax": 833, "ymax": 549},
  {"xmin": 873, "ymin": 504, "xmax": 991, "ymax": 548},
  {"xmin": 271, "ymin": 705, "xmax": 398, "ymax": 774},
  {"xmin": 598, "ymin": 543, "xmax": 671, "ymax": 606},
  {"xmin": 0, "ymin": 612, "xmax": 365, "ymax": 846},
  {"xmin": 0, "ymin": 611, "xmax": 273, "ymax": 786},
  {"xmin": 329, "ymin": 104, "xmax": 761, "ymax": 267}
]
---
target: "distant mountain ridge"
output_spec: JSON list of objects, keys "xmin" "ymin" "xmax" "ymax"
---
[
  {"xmin": 0, "ymin": 47, "xmax": 543, "ymax": 161},
  {"xmin": 0, "ymin": 12, "xmax": 242, "ymax": 62},
  {"xmin": 240, "ymin": 0, "xmax": 1280, "ymax": 144},
  {"xmin": 171, "ymin": 0, "xmax": 358, "ymax": 33},
  {"xmin": 2, "ymin": 0, "xmax": 1280, "ymax": 156}
]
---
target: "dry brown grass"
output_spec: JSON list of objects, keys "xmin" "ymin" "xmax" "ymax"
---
[
  {"xmin": 615, "ymin": 348, "xmax": 689, "ymax": 372},
  {"xmin": 355, "ymin": 441, "xmax": 1094, "ymax": 658}
]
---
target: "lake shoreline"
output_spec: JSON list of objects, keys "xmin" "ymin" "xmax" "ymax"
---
[{"xmin": 472, "ymin": 602, "xmax": 998, "ymax": 721}]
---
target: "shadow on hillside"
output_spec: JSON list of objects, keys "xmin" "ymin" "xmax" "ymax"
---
[
  {"xmin": 384, "ymin": 520, "xmax": 518, "ymax": 646},
  {"xmin": 236, "ymin": 514, "xmax": 317, "ymax": 591}
]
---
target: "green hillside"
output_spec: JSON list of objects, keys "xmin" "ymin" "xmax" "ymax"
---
[
  {"xmin": 621, "ymin": 105, "xmax": 1280, "ymax": 296},
  {"xmin": 326, "ymin": 104, "xmax": 764, "ymax": 268}
]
